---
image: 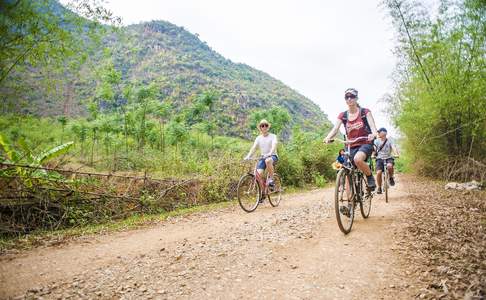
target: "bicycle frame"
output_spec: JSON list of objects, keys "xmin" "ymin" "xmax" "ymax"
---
[
  {"xmin": 340, "ymin": 156, "xmax": 365, "ymax": 203},
  {"xmin": 252, "ymin": 160, "xmax": 269, "ymax": 196},
  {"xmin": 332, "ymin": 136, "xmax": 371, "ymax": 202}
]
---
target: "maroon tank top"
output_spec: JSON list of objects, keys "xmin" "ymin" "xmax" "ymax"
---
[{"xmin": 338, "ymin": 108, "xmax": 371, "ymax": 148}]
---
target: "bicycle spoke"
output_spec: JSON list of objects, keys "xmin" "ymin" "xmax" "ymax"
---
[
  {"xmin": 335, "ymin": 169, "xmax": 354, "ymax": 234},
  {"xmin": 237, "ymin": 174, "xmax": 260, "ymax": 212},
  {"xmin": 268, "ymin": 174, "xmax": 282, "ymax": 207}
]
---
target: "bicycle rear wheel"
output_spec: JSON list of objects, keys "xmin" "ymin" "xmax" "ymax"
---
[
  {"xmin": 359, "ymin": 175, "xmax": 372, "ymax": 218},
  {"xmin": 335, "ymin": 169, "xmax": 354, "ymax": 234},
  {"xmin": 237, "ymin": 174, "xmax": 261, "ymax": 212},
  {"xmin": 268, "ymin": 173, "xmax": 282, "ymax": 207},
  {"xmin": 384, "ymin": 170, "xmax": 389, "ymax": 203}
]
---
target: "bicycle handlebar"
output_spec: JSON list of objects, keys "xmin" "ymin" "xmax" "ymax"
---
[
  {"xmin": 372, "ymin": 155, "xmax": 399, "ymax": 160},
  {"xmin": 242, "ymin": 156, "xmax": 272, "ymax": 162},
  {"xmin": 328, "ymin": 136, "xmax": 370, "ymax": 144}
]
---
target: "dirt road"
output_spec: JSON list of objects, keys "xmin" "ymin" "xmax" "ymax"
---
[{"xmin": 1, "ymin": 179, "xmax": 417, "ymax": 299}]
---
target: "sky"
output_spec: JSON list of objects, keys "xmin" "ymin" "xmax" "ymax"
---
[{"xmin": 87, "ymin": 0, "xmax": 399, "ymax": 135}]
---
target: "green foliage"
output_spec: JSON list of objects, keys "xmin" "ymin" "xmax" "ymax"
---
[
  {"xmin": 0, "ymin": 0, "xmax": 119, "ymax": 96},
  {"xmin": 312, "ymin": 172, "xmax": 327, "ymax": 188},
  {"xmin": 0, "ymin": 132, "xmax": 74, "ymax": 188},
  {"xmin": 383, "ymin": 0, "xmax": 486, "ymax": 179},
  {"xmin": 36, "ymin": 142, "xmax": 74, "ymax": 165},
  {"xmin": 249, "ymin": 107, "xmax": 292, "ymax": 136},
  {"xmin": 0, "ymin": 133, "xmax": 73, "ymax": 167}
]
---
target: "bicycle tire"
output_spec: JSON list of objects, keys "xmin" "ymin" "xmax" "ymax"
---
[
  {"xmin": 384, "ymin": 169, "xmax": 389, "ymax": 203},
  {"xmin": 335, "ymin": 168, "xmax": 354, "ymax": 234},
  {"xmin": 268, "ymin": 173, "xmax": 282, "ymax": 207},
  {"xmin": 359, "ymin": 175, "xmax": 372, "ymax": 218},
  {"xmin": 237, "ymin": 174, "xmax": 261, "ymax": 212}
]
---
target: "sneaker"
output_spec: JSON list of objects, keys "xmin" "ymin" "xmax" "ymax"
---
[
  {"xmin": 259, "ymin": 198, "xmax": 264, "ymax": 204},
  {"xmin": 267, "ymin": 178, "xmax": 275, "ymax": 190},
  {"xmin": 389, "ymin": 177, "xmax": 395, "ymax": 186},
  {"xmin": 367, "ymin": 175, "xmax": 376, "ymax": 191},
  {"xmin": 376, "ymin": 187, "xmax": 382, "ymax": 194},
  {"xmin": 339, "ymin": 205, "xmax": 350, "ymax": 217}
]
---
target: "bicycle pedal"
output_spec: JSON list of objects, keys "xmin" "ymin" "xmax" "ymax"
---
[{"xmin": 339, "ymin": 206, "xmax": 350, "ymax": 217}]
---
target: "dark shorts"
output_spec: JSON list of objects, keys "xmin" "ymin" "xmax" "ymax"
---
[
  {"xmin": 349, "ymin": 144, "xmax": 373, "ymax": 165},
  {"xmin": 257, "ymin": 155, "xmax": 278, "ymax": 170},
  {"xmin": 376, "ymin": 158, "xmax": 395, "ymax": 171}
]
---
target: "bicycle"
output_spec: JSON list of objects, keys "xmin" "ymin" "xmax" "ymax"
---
[
  {"xmin": 237, "ymin": 157, "xmax": 283, "ymax": 212},
  {"xmin": 328, "ymin": 137, "xmax": 374, "ymax": 234},
  {"xmin": 374, "ymin": 156, "xmax": 398, "ymax": 203}
]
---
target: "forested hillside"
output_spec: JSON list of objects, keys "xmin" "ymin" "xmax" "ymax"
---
[{"xmin": 1, "ymin": 1, "xmax": 329, "ymax": 137}]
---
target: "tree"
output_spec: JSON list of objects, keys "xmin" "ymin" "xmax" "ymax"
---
[
  {"xmin": 0, "ymin": 0, "xmax": 120, "ymax": 86},
  {"xmin": 383, "ymin": 0, "xmax": 486, "ymax": 179},
  {"xmin": 154, "ymin": 102, "xmax": 171, "ymax": 153},
  {"xmin": 166, "ymin": 115, "xmax": 188, "ymax": 158},
  {"xmin": 131, "ymin": 84, "xmax": 158, "ymax": 151},
  {"xmin": 248, "ymin": 107, "xmax": 291, "ymax": 137},
  {"xmin": 197, "ymin": 89, "xmax": 219, "ymax": 148},
  {"xmin": 57, "ymin": 116, "xmax": 68, "ymax": 144}
]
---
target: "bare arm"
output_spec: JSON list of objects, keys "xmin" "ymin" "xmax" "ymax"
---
[
  {"xmin": 365, "ymin": 111, "xmax": 378, "ymax": 135},
  {"xmin": 365, "ymin": 111, "xmax": 380, "ymax": 141},
  {"xmin": 324, "ymin": 119, "xmax": 343, "ymax": 143}
]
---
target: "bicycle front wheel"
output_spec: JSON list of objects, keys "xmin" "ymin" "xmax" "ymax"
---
[
  {"xmin": 335, "ymin": 168, "xmax": 354, "ymax": 234},
  {"xmin": 359, "ymin": 175, "xmax": 372, "ymax": 218},
  {"xmin": 268, "ymin": 173, "xmax": 282, "ymax": 207},
  {"xmin": 237, "ymin": 174, "xmax": 261, "ymax": 212},
  {"xmin": 384, "ymin": 170, "xmax": 389, "ymax": 203}
]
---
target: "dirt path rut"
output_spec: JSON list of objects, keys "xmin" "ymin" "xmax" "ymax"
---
[{"xmin": 1, "ymin": 178, "xmax": 417, "ymax": 299}]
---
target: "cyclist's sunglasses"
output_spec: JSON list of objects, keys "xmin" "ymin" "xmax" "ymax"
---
[
  {"xmin": 344, "ymin": 94, "xmax": 357, "ymax": 100},
  {"xmin": 259, "ymin": 123, "xmax": 269, "ymax": 128}
]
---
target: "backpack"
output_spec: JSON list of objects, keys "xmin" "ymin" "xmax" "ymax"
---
[{"xmin": 341, "ymin": 108, "xmax": 372, "ymax": 134}]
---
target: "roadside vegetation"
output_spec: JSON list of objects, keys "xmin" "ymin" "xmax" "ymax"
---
[{"xmin": 383, "ymin": 0, "xmax": 486, "ymax": 181}]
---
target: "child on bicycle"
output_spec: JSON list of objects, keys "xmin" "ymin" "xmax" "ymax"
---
[
  {"xmin": 374, "ymin": 128, "xmax": 400, "ymax": 194},
  {"xmin": 332, "ymin": 149, "xmax": 346, "ymax": 171},
  {"xmin": 336, "ymin": 149, "xmax": 346, "ymax": 164},
  {"xmin": 244, "ymin": 119, "xmax": 278, "ymax": 188}
]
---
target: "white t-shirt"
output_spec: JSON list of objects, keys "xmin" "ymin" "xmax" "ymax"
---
[
  {"xmin": 246, "ymin": 133, "xmax": 278, "ymax": 158},
  {"xmin": 374, "ymin": 138, "xmax": 395, "ymax": 159}
]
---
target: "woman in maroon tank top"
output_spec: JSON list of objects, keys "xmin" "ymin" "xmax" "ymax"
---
[{"xmin": 324, "ymin": 88, "xmax": 379, "ymax": 190}]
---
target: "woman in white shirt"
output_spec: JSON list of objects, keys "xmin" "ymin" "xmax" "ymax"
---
[{"xmin": 244, "ymin": 119, "xmax": 278, "ymax": 186}]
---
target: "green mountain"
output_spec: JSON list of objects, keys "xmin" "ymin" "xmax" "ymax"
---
[
  {"xmin": 107, "ymin": 20, "xmax": 330, "ymax": 134},
  {"xmin": 3, "ymin": 6, "xmax": 330, "ymax": 137}
]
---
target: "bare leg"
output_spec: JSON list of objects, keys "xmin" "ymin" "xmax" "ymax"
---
[
  {"xmin": 353, "ymin": 151, "xmax": 372, "ymax": 176},
  {"xmin": 265, "ymin": 157, "xmax": 274, "ymax": 179},
  {"xmin": 345, "ymin": 174, "xmax": 351, "ymax": 199},
  {"xmin": 354, "ymin": 151, "xmax": 375, "ymax": 189},
  {"xmin": 257, "ymin": 168, "xmax": 265, "ymax": 185},
  {"xmin": 387, "ymin": 163, "xmax": 394, "ymax": 178},
  {"xmin": 376, "ymin": 170, "xmax": 383, "ymax": 188}
]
